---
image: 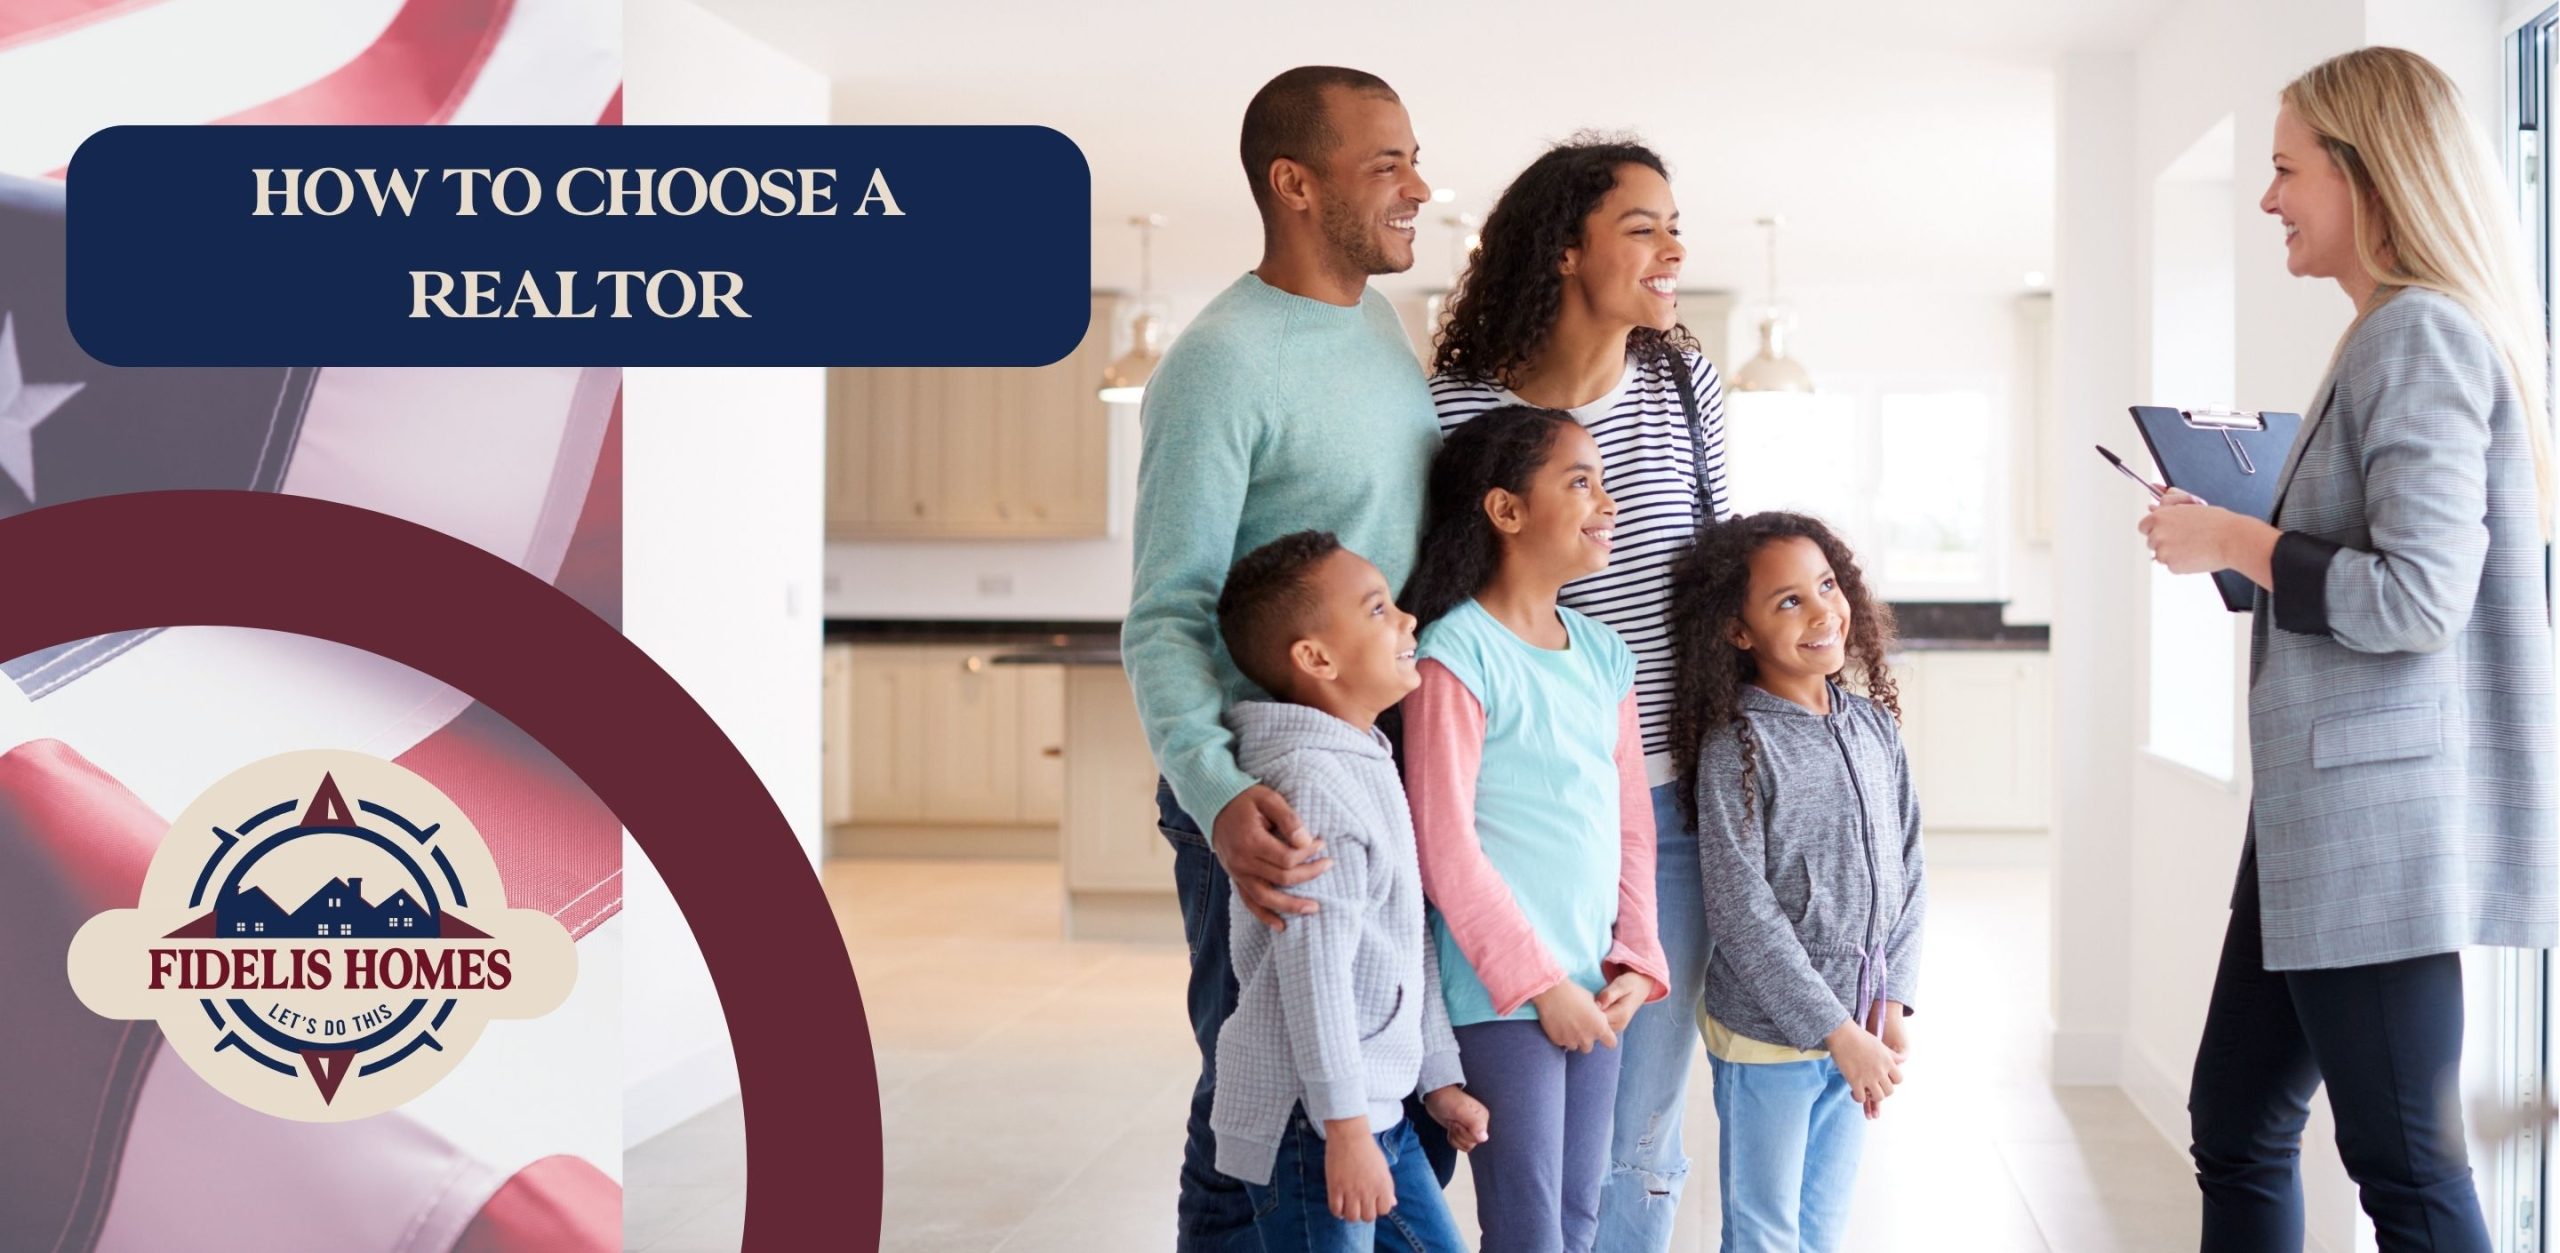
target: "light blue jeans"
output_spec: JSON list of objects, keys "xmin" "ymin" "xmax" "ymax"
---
[
  {"xmin": 1593, "ymin": 782, "xmax": 1715, "ymax": 1252},
  {"xmin": 1708, "ymin": 1055, "xmax": 1865, "ymax": 1253}
]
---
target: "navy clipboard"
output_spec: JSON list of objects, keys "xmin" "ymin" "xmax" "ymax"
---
[{"xmin": 2129, "ymin": 406, "xmax": 2304, "ymax": 611}]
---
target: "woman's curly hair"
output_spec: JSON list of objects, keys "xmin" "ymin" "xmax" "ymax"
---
[
  {"xmin": 1431, "ymin": 134, "xmax": 1699, "ymax": 387},
  {"xmin": 1666, "ymin": 512, "xmax": 1899, "ymax": 831}
]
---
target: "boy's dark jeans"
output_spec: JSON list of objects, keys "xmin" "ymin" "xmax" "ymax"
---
[
  {"xmin": 1244, "ymin": 1108, "xmax": 1467, "ymax": 1253},
  {"xmin": 1161, "ymin": 776, "xmax": 1454, "ymax": 1252}
]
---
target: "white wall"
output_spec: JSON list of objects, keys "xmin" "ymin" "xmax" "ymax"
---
[
  {"xmin": 2056, "ymin": 2, "xmax": 2511, "ymax": 1248},
  {"xmin": 622, "ymin": 0, "xmax": 830, "ymax": 1147},
  {"xmin": 2050, "ymin": 47, "xmax": 2141, "ymax": 1094}
]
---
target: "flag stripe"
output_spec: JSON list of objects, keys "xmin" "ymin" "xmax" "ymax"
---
[
  {"xmin": 446, "ymin": 0, "xmax": 618, "ymax": 127},
  {"xmin": 394, "ymin": 702, "xmax": 620, "ymax": 937},
  {"xmin": 281, "ymin": 366, "xmax": 614, "ymax": 580},
  {"xmin": 0, "ymin": 739, "xmax": 172, "ymax": 1253},
  {"xmin": 450, "ymin": 1154, "xmax": 619, "ymax": 1253},
  {"xmin": 552, "ymin": 394, "xmax": 621, "ymax": 628},
  {"xmin": 0, "ymin": 0, "xmax": 407, "ymax": 176},
  {"xmin": 45, "ymin": 1023, "xmax": 158, "ymax": 1253},
  {"xmin": 93, "ymin": 1040, "xmax": 507, "ymax": 1252},
  {"xmin": 0, "ymin": 0, "xmax": 166, "ymax": 55},
  {"xmin": 217, "ymin": 0, "xmax": 513, "ymax": 126}
]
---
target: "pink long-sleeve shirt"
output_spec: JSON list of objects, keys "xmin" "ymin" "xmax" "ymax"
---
[{"xmin": 1404, "ymin": 653, "xmax": 1671, "ymax": 1021}]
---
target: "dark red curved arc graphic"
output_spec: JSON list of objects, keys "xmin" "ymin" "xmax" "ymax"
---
[{"xmin": 0, "ymin": 489, "xmax": 880, "ymax": 1252}]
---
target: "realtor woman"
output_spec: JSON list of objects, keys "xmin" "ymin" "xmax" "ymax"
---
[{"xmin": 2138, "ymin": 47, "xmax": 2555, "ymax": 1253}]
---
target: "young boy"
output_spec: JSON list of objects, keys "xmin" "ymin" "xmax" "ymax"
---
[{"xmin": 1208, "ymin": 530, "xmax": 1488, "ymax": 1249}]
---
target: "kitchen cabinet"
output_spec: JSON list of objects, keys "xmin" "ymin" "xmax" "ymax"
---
[
  {"xmin": 1892, "ymin": 650, "xmax": 2051, "ymax": 832},
  {"xmin": 845, "ymin": 646, "xmax": 927, "ymax": 823},
  {"xmin": 822, "ymin": 644, "xmax": 857, "ymax": 828},
  {"xmin": 830, "ymin": 644, "xmax": 1065, "ymax": 830},
  {"xmin": 825, "ymin": 292, "xmax": 1117, "ymax": 539},
  {"xmin": 1060, "ymin": 663, "xmax": 1178, "ymax": 941}
]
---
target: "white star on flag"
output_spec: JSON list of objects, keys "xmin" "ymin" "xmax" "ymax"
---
[{"xmin": 0, "ymin": 313, "xmax": 82, "ymax": 502}]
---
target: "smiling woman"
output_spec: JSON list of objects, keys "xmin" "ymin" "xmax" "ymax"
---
[{"xmin": 1427, "ymin": 134, "xmax": 1733, "ymax": 1250}]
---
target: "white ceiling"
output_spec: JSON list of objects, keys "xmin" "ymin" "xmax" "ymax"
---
[{"xmin": 698, "ymin": 0, "xmax": 2173, "ymax": 306}]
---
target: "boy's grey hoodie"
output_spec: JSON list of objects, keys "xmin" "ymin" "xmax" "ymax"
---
[
  {"xmin": 1210, "ymin": 700, "xmax": 1465, "ymax": 1187},
  {"xmin": 1695, "ymin": 681, "xmax": 1926, "ymax": 1053}
]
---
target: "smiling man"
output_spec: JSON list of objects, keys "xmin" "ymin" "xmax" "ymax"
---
[{"xmin": 1119, "ymin": 65, "xmax": 1446, "ymax": 1250}]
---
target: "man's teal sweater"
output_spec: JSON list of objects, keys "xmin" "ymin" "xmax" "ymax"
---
[{"xmin": 1122, "ymin": 273, "xmax": 1441, "ymax": 824}]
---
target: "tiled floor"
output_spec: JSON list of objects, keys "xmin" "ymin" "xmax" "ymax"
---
[{"xmin": 626, "ymin": 845, "xmax": 2199, "ymax": 1251}]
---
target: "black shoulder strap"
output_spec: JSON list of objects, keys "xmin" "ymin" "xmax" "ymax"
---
[{"xmin": 1665, "ymin": 346, "xmax": 1711, "ymax": 526}]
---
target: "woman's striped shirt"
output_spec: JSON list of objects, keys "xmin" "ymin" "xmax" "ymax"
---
[{"xmin": 1429, "ymin": 348, "xmax": 1732, "ymax": 785}]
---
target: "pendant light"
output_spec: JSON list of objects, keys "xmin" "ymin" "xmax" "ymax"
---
[
  {"xmin": 1731, "ymin": 216, "xmax": 1816, "ymax": 394},
  {"xmin": 1098, "ymin": 214, "xmax": 1167, "ymax": 404}
]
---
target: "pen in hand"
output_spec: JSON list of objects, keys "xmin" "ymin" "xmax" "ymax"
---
[{"xmin": 2095, "ymin": 444, "xmax": 2167, "ymax": 502}]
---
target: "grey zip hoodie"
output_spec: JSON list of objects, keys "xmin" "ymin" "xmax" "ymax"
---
[
  {"xmin": 1210, "ymin": 700, "xmax": 1465, "ymax": 1186},
  {"xmin": 1695, "ymin": 681, "xmax": 1926, "ymax": 1053}
]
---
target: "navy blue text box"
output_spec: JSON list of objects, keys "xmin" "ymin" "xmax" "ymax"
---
[{"xmin": 66, "ymin": 125, "xmax": 1092, "ymax": 367}]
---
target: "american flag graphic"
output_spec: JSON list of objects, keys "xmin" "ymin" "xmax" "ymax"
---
[{"xmin": 0, "ymin": 2, "xmax": 626, "ymax": 1250}]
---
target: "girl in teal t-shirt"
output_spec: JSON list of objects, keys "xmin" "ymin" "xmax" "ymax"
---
[{"xmin": 1399, "ymin": 404, "xmax": 1670, "ymax": 1251}]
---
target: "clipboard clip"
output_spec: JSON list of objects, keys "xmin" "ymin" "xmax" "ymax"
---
[{"xmin": 2181, "ymin": 408, "xmax": 2263, "ymax": 475}]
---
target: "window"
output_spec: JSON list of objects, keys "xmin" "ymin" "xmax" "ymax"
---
[
  {"xmin": 1721, "ymin": 379, "xmax": 2007, "ymax": 599},
  {"xmin": 2505, "ymin": 14, "xmax": 2560, "ymax": 1245},
  {"xmin": 339, "ymin": 924, "xmax": 353, "ymax": 936},
  {"xmin": 253, "ymin": 922, "xmax": 264, "ymax": 934},
  {"xmin": 1874, "ymin": 391, "xmax": 1996, "ymax": 590},
  {"xmin": 234, "ymin": 922, "xmax": 246, "ymax": 934}
]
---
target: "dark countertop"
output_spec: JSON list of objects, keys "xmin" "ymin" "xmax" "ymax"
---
[
  {"xmin": 1889, "ymin": 637, "xmax": 2049, "ymax": 653},
  {"xmin": 823, "ymin": 619, "xmax": 1119, "ymax": 650},
  {"xmin": 827, "ymin": 613, "xmax": 2048, "ymax": 664}
]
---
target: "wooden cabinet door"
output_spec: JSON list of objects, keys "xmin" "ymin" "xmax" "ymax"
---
[
  {"xmin": 1063, "ymin": 665, "xmax": 1173, "ymax": 891},
  {"xmin": 822, "ymin": 645, "xmax": 857, "ymax": 827},
  {"xmin": 1906, "ymin": 652, "xmax": 2042, "ymax": 831},
  {"xmin": 824, "ymin": 371, "xmax": 872, "ymax": 535},
  {"xmin": 823, "ymin": 292, "xmax": 1115, "ymax": 539},
  {"xmin": 1888, "ymin": 653, "xmax": 1932, "ymax": 812},
  {"xmin": 919, "ymin": 647, "xmax": 1022, "ymax": 823},
  {"xmin": 847, "ymin": 647, "xmax": 924, "ymax": 822},
  {"xmin": 1011, "ymin": 295, "xmax": 1113, "ymax": 535},
  {"xmin": 936, "ymin": 370, "xmax": 1006, "ymax": 531},
  {"xmin": 1015, "ymin": 664, "xmax": 1067, "ymax": 824},
  {"xmin": 2009, "ymin": 654, "xmax": 2052, "ymax": 829},
  {"xmin": 865, "ymin": 368, "xmax": 940, "ymax": 531}
]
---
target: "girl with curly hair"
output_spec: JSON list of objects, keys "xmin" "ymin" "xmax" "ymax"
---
[
  {"xmin": 1664, "ymin": 511, "xmax": 1925, "ymax": 1252},
  {"xmin": 1428, "ymin": 135, "xmax": 1730, "ymax": 1248},
  {"xmin": 1398, "ymin": 405, "xmax": 1671, "ymax": 1253}
]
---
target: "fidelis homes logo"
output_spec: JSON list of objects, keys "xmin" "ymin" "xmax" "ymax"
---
[{"xmin": 68, "ymin": 749, "xmax": 576, "ymax": 1121}]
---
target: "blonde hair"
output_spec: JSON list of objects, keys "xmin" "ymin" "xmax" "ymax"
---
[{"xmin": 2283, "ymin": 46, "xmax": 2553, "ymax": 532}]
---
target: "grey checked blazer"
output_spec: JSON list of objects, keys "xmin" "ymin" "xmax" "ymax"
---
[{"xmin": 2247, "ymin": 286, "xmax": 2556, "ymax": 971}]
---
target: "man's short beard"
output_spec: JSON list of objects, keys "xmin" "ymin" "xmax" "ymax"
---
[{"xmin": 1319, "ymin": 191, "xmax": 1408, "ymax": 276}]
